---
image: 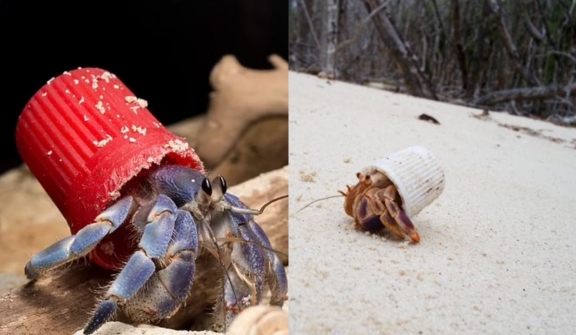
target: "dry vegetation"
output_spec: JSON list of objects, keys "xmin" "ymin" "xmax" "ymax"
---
[{"xmin": 289, "ymin": 0, "xmax": 576, "ymax": 125}]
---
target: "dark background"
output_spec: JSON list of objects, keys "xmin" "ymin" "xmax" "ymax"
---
[{"xmin": 0, "ymin": 0, "xmax": 287, "ymax": 173}]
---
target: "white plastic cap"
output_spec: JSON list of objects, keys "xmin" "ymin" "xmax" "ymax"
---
[{"xmin": 363, "ymin": 146, "xmax": 445, "ymax": 218}]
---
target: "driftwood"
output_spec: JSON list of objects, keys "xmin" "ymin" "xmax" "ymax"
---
[
  {"xmin": 173, "ymin": 115, "xmax": 288, "ymax": 187},
  {"xmin": 192, "ymin": 55, "xmax": 288, "ymax": 170},
  {"xmin": 0, "ymin": 167, "xmax": 288, "ymax": 335}
]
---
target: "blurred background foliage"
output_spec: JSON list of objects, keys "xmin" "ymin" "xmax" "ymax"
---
[{"xmin": 289, "ymin": 0, "xmax": 576, "ymax": 125}]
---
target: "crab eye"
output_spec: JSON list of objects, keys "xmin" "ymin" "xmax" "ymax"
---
[
  {"xmin": 218, "ymin": 176, "xmax": 227, "ymax": 194},
  {"xmin": 201, "ymin": 178, "xmax": 212, "ymax": 196}
]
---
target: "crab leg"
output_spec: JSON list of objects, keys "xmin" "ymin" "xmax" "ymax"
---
[
  {"xmin": 379, "ymin": 210, "xmax": 405, "ymax": 240},
  {"xmin": 156, "ymin": 210, "xmax": 198, "ymax": 313},
  {"xmin": 382, "ymin": 185, "xmax": 420, "ymax": 243},
  {"xmin": 84, "ymin": 194, "xmax": 178, "ymax": 334},
  {"xmin": 353, "ymin": 191, "xmax": 388, "ymax": 232},
  {"xmin": 211, "ymin": 212, "xmax": 269, "ymax": 330},
  {"xmin": 24, "ymin": 196, "xmax": 135, "ymax": 280},
  {"xmin": 246, "ymin": 219, "xmax": 288, "ymax": 307},
  {"xmin": 235, "ymin": 224, "xmax": 268, "ymax": 304},
  {"xmin": 213, "ymin": 265, "xmax": 252, "ymax": 332},
  {"xmin": 126, "ymin": 209, "xmax": 199, "ymax": 321},
  {"xmin": 224, "ymin": 193, "xmax": 287, "ymax": 307}
]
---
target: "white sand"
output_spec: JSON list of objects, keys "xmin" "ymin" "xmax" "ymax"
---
[{"xmin": 289, "ymin": 72, "xmax": 576, "ymax": 335}]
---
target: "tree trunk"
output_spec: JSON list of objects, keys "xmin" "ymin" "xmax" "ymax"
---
[
  {"xmin": 451, "ymin": 0, "xmax": 468, "ymax": 91},
  {"xmin": 466, "ymin": 1, "xmax": 491, "ymax": 99},
  {"xmin": 362, "ymin": 0, "xmax": 438, "ymax": 100},
  {"xmin": 487, "ymin": 0, "xmax": 541, "ymax": 86},
  {"xmin": 320, "ymin": 0, "xmax": 339, "ymax": 77}
]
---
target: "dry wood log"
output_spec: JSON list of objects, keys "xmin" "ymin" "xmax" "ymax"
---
[{"xmin": 0, "ymin": 167, "xmax": 288, "ymax": 335}]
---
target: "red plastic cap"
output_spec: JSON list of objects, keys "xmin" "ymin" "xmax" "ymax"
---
[{"xmin": 16, "ymin": 67, "xmax": 203, "ymax": 247}]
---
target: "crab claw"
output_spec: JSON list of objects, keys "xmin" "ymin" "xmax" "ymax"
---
[
  {"xmin": 380, "ymin": 185, "xmax": 421, "ymax": 243},
  {"xmin": 397, "ymin": 210, "xmax": 420, "ymax": 243}
]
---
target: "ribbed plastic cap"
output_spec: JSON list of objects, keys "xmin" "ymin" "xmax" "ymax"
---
[
  {"xmin": 16, "ymin": 68, "xmax": 203, "ymax": 268},
  {"xmin": 363, "ymin": 146, "xmax": 445, "ymax": 218}
]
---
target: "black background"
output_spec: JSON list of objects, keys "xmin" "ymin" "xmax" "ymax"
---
[{"xmin": 0, "ymin": 0, "xmax": 287, "ymax": 173}]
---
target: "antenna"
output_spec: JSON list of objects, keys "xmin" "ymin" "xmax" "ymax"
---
[{"xmin": 296, "ymin": 194, "xmax": 344, "ymax": 213}]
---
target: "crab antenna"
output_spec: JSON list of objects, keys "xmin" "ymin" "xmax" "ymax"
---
[
  {"xmin": 215, "ymin": 236, "xmax": 288, "ymax": 259},
  {"xmin": 258, "ymin": 194, "xmax": 288, "ymax": 213},
  {"xmin": 227, "ymin": 195, "xmax": 288, "ymax": 216},
  {"xmin": 296, "ymin": 194, "xmax": 344, "ymax": 213}
]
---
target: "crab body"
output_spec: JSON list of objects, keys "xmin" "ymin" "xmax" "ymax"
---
[
  {"xmin": 340, "ymin": 171, "xmax": 420, "ymax": 243},
  {"xmin": 24, "ymin": 165, "xmax": 287, "ymax": 334}
]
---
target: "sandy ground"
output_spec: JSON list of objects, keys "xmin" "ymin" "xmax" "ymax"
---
[{"xmin": 288, "ymin": 72, "xmax": 576, "ymax": 335}]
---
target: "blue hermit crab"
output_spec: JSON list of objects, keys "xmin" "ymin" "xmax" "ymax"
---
[{"xmin": 16, "ymin": 68, "xmax": 287, "ymax": 334}]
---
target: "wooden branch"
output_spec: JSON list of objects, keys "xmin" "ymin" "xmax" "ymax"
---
[
  {"xmin": 0, "ymin": 167, "xmax": 288, "ymax": 335},
  {"xmin": 297, "ymin": 0, "xmax": 321, "ymax": 50},
  {"xmin": 547, "ymin": 50, "xmax": 576, "ymax": 64},
  {"xmin": 487, "ymin": 0, "xmax": 541, "ymax": 86},
  {"xmin": 473, "ymin": 83, "xmax": 576, "ymax": 105},
  {"xmin": 362, "ymin": 0, "xmax": 438, "ymax": 100},
  {"xmin": 522, "ymin": 4, "xmax": 544, "ymax": 42},
  {"xmin": 334, "ymin": 0, "xmax": 388, "ymax": 56}
]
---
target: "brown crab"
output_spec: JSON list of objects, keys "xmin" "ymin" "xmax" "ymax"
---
[{"xmin": 339, "ymin": 172, "xmax": 421, "ymax": 243}]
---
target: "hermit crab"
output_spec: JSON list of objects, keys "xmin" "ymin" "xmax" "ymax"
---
[
  {"xmin": 339, "ymin": 146, "xmax": 445, "ymax": 242},
  {"xmin": 15, "ymin": 68, "xmax": 287, "ymax": 334}
]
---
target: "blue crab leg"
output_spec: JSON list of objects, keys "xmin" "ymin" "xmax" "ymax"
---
[
  {"xmin": 236, "ymin": 223, "xmax": 267, "ymax": 304},
  {"xmin": 226, "ymin": 195, "xmax": 287, "ymax": 305},
  {"xmin": 225, "ymin": 200, "xmax": 268, "ymax": 304},
  {"xmin": 24, "ymin": 196, "xmax": 135, "ymax": 280},
  {"xmin": 137, "ymin": 210, "xmax": 199, "ymax": 320},
  {"xmin": 209, "ymin": 211, "xmax": 266, "ymax": 331},
  {"xmin": 217, "ymin": 266, "xmax": 252, "ymax": 330},
  {"xmin": 246, "ymin": 219, "xmax": 288, "ymax": 307},
  {"xmin": 84, "ymin": 194, "xmax": 178, "ymax": 334}
]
